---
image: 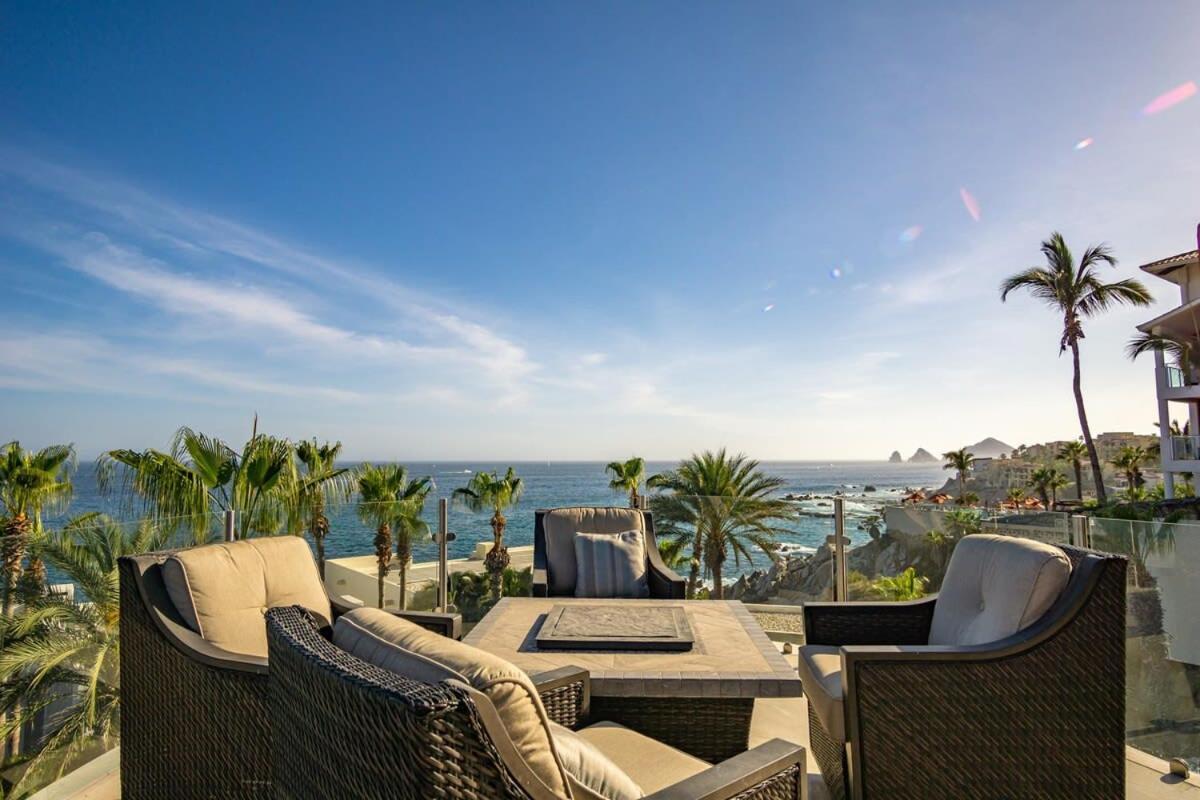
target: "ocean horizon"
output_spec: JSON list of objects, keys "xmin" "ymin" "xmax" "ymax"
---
[{"xmin": 56, "ymin": 460, "xmax": 949, "ymax": 582}]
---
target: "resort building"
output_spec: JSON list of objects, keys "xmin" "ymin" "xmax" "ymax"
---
[{"xmin": 1138, "ymin": 230, "xmax": 1200, "ymax": 498}]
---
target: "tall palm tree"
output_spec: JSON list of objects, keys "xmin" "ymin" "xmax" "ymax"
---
[
  {"xmin": 0, "ymin": 442, "xmax": 76, "ymax": 617},
  {"xmin": 453, "ymin": 469, "xmax": 524, "ymax": 601},
  {"xmin": 941, "ymin": 448, "xmax": 976, "ymax": 501},
  {"xmin": 1110, "ymin": 446, "xmax": 1150, "ymax": 498},
  {"xmin": 356, "ymin": 465, "xmax": 430, "ymax": 610},
  {"xmin": 293, "ymin": 439, "xmax": 352, "ymax": 579},
  {"xmin": 98, "ymin": 420, "xmax": 297, "ymax": 542},
  {"xmin": 0, "ymin": 513, "xmax": 168, "ymax": 796},
  {"xmin": 647, "ymin": 450, "xmax": 792, "ymax": 599},
  {"xmin": 605, "ymin": 457, "xmax": 647, "ymax": 508},
  {"xmin": 1057, "ymin": 439, "xmax": 1089, "ymax": 501},
  {"xmin": 1001, "ymin": 233, "xmax": 1152, "ymax": 504}
]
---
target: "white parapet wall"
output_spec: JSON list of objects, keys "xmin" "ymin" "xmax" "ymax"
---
[{"xmin": 325, "ymin": 545, "xmax": 535, "ymax": 610}]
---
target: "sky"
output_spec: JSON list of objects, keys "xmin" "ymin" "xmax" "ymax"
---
[{"xmin": 1, "ymin": 1, "xmax": 1198, "ymax": 461}]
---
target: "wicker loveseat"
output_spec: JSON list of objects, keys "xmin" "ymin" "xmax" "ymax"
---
[
  {"xmin": 266, "ymin": 604, "xmax": 807, "ymax": 799},
  {"xmin": 117, "ymin": 536, "xmax": 461, "ymax": 799},
  {"xmin": 798, "ymin": 535, "xmax": 1127, "ymax": 800},
  {"xmin": 532, "ymin": 507, "xmax": 685, "ymax": 598}
]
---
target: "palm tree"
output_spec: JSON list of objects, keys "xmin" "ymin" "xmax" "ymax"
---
[
  {"xmin": 453, "ymin": 468, "xmax": 524, "ymax": 601},
  {"xmin": 293, "ymin": 439, "xmax": 352, "ymax": 579},
  {"xmin": 870, "ymin": 567, "xmax": 928, "ymax": 601},
  {"xmin": 0, "ymin": 442, "xmax": 76, "ymax": 617},
  {"xmin": 647, "ymin": 450, "xmax": 792, "ymax": 600},
  {"xmin": 1110, "ymin": 446, "xmax": 1150, "ymax": 498},
  {"xmin": 1028, "ymin": 466, "xmax": 1066, "ymax": 507},
  {"xmin": 941, "ymin": 448, "xmax": 976, "ymax": 501},
  {"xmin": 605, "ymin": 457, "xmax": 647, "ymax": 508},
  {"xmin": 1004, "ymin": 487, "xmax": 1026, "ymax": 509},
  {"xmin": 1127, "ymin": 331, "xmax": 1199, "ymax": 376},
  {"xmin": 356, "ymin": 465, "xmax": 430, "ymax": 610},
  {"xmin": 0, "ymin": 513, "xmax": 168, "ymax": 796},
  {"xmin": 1056, "ymin": 440, "xmax": 1089, "ymax": 501},
  {"xmin": 98, "ymin": 420, "xmax": 297, "ymax": 542},
  {"xmin": 1001, "ymin": 233, "xmax": 1152, "ymax": 504}
]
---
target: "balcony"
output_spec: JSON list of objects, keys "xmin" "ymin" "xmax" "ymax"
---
[{"xmin": 18, "ymin": 501, "xmax": 1200, "ymax": 799}]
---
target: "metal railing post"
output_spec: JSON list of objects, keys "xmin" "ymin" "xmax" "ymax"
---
[
  {"xmin": 1069, "ymin": 514, "xmax": 1091, "ymax": 549},
  {"xmin": 223, "ymin": 509, "xmax": 237, "ymax": 542},
  {"xmin": 434, "ymin": 499, "xmax": 454, "ymax": 612},
  {"xmin": 829, "ymin": 497, "xmax": 849, "ymax": 601}
]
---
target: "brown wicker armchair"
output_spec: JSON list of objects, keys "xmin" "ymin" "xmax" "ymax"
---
[
  {"xmin": 117, "ymin": 542, "xmax": 461, "ymax": 800},
  {"xmin": 266, "ymin": 604, "xmax": 807, "ymax": 799},
  {"xmin": 533, "ymin": 507, "xmax": 685, "ymax": 598},
  {"xmin": 798, "ymin": 537, "xmax": 1127, "ymax": 800}
]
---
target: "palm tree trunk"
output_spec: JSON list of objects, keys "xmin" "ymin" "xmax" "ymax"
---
[
  {"xmin": 685, "ymin": 527, "xmax": 704, "ymax": 599},
  {"xmin": 1074, "ymin": 462, "xmax": 1084, "ymax": 501},
  {"xmin": 1071, "ymin": 340, "xmax": 1107, "ymax": 504},
  {"xmin": 711, "ymin": 556, "xmax": 723, "ymax": 600},
  {"xmin": 485, "ymin": 511, "xmax": 509, "ymax": 601},
  {"xmin": 629, "ymin": 487, "xmax": 638, "ymax": 509}
]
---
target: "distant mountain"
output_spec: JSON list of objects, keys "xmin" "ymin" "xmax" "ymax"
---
[
  {"xmin": 908, "ymin": 448, "xmax": 938, "ymax": 463},
  {"xmin": 888, "ymin": 450, "xmax": 903, "ymax": 463},
  {"xmin": 966, "ymin": 437, "xmax": 1014, "ymax": 459}
]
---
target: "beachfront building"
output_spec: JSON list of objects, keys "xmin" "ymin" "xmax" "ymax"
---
[{"xmin": 1137, "ymin": 230, "xmax": 1200, "ymax": 498}]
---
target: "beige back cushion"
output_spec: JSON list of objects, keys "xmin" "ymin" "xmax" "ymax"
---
[
  {"xmin": 573, "ymin": 531, "xmax": 649, "ymax": 598},
  {"xmin": 162, "ymin": 536, "xmax": 331, "ymax": 658},
  {"xmin": 334, "ymin": 607, "xmax": 570, "ymax": 797},
  {"xmin": 543, "ymin": 507, "xmax": 646, "ymax": 595},
  {"xmin": 929, "ymin": 534, "xmax": 1071, "ymax": 646}
]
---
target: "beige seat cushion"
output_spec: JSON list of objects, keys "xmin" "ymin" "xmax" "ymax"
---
[
  {"xmin": 543, "ymin": 507, "xmax": 646, "ymax": 595},
  {"xmin": 162, "ymin": 536, "xmax": 331, "ymax": 658},
  {"xmin": 929, "ymin": 534, "xmax": 1071, "ymax": 646},
  {"xmin": 797, "ymin": 644, "xmax": 844, "ymax": 743},
  {"xmin": 334, "ymin": 607, "xmax": 569, "ymax": 797},
  {"xmin": 573, "ymin": 531, "xmax": 649, "ymax": 599},
  {"xmin": 574, "ymin": 721, "xmax": 708, "ymax": 795},
  {"xmin": 549, "ymin": 722, "xmax": 643, "ymax": 800}
]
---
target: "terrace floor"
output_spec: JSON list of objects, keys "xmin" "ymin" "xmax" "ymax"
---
[{"xmin": 34, "ymin": 693, "xmax": 1199, "ymax": 800}]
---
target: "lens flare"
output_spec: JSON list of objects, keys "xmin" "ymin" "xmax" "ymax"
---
[
  {"xmin": 763, "ymin": 304, "xmax": 775, "ymax": 312},
  {"xmin": 830, "ymin": 266, "xmax": 843, "ymax": 279},
  {"xmin": 1074, "ymin": 137, "xmax": 1094, "ymax": 150},
  {"xmin": 959, "ymin": 188, "xmax": 981, "ymax": 222},
  {"xmin": 1142, "ymin": 81, "xmax": 1197, "ymax": 116},
  {"xmin": 899, "ymin": 225, "xmax": 923, "ymax": 243}
]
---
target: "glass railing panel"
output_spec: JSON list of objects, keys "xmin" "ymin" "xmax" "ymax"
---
[
  {"xmin": 846, "ymin": 505, "xmax": 1073, "ymax": 601},
  {"xmin": 1172, "ymin": 435, "xmax": 1200, "ymax": 461},
  {"xmin": 1166, "ymin": 365, "xmax": 1187, "ymax": 388},
  {"xmin": 7, "ymin": 511, "xmax": 223, "ymax": 797},
  {"xmin": 1090, "ymin": 515, "xmax": 1200, "ymax": 772}
]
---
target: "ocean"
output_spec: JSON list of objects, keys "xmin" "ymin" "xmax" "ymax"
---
[{"xmin": 58, "ymin": 461, "xmax": 947, "ymax": 582}]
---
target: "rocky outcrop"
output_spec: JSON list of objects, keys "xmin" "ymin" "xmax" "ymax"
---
[
  {"xmin": 888, "ymin": 451, "xmax": 903, "ymax": 463},
  {"xmin": 908, "ymin": 448, "xmax": 938, "ymax": 463},
  {"xmin": 727, "ymin": 531, "xmax": 942, "ymax": 603}
]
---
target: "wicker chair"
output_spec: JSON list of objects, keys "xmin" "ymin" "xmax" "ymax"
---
[
  {"xmin": 266, "ymin": 604, "xmax": 806, "ymax": 799},
  {"xmin": 532, "ymin": 507, "xmax": 685, "ymax": 598},
  {"xmin": 117, "ymin": 542, "xmax": 461, "ymax": 800},
  {"xmin": 799, "ymin": 537, "xmax": 1127, "ymax": 800}
]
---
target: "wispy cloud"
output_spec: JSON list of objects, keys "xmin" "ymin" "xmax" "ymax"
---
[
  {"xmin": 0, "ymin": 148, "xmax": 538, "ymax": 390},
  {"xmin": 0, "ymin": 330, "xmax": 365, "ymax": 403}
]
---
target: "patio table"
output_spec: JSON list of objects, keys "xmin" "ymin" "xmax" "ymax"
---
[{"xmin": 464, "ymin": 597, "xmax": 801, "ymax": 762}]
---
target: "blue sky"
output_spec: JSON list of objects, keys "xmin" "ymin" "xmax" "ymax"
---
[{"xmin": 1, "ymin": 2, "xmax": 1198, "ymax": 460}]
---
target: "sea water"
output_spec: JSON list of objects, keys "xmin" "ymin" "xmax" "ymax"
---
[{"xmin": 60, "ymin": 460, "xmax": 946, "ymax": 582}]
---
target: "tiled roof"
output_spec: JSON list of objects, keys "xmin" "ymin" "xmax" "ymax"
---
[{"xmin": 1140, "ymin": 249, "xmax": 1200, "ymax": 276}]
